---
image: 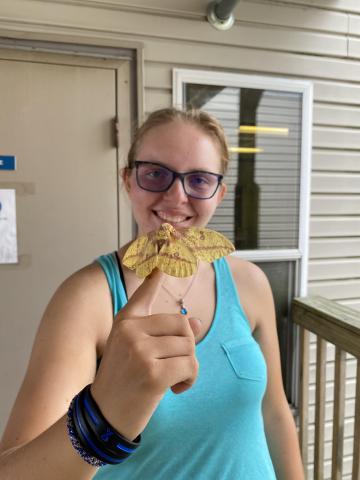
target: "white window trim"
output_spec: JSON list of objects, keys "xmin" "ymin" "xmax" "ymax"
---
[
  {"xmin": 232, "ymin": 250, "xmax": 302, "ymax": 262},
  {"xmin": 173, "ymin": 68, "xmax": 313, "ymax": 298}
]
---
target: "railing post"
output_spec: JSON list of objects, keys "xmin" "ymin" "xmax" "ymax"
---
[
  {"xmin": 314, "ymin": 336, "xmax": 326, "ymax": 480},
  {"xmin": 331, "ymin": 347, "xmax": 346, "ymax": 480},
  {"xmin": 299, "ymin": 326, "xmax": 309, "ymax": 474},
  {"xmin": 353, "ymin": 360, "xmax": 360, "ymax": 480}
]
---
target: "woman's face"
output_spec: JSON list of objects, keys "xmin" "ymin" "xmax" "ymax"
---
[{"xmin": 124, "ymin": 120, "xmax": 227, "ymax": 235}]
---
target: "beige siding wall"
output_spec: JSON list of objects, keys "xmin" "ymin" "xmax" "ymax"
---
[{"xmin": 0, "ymin": 0, "xmax": 359, "ymax": 478}]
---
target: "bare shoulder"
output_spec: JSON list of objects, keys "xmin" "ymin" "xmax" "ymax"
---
[
  {"xmin": 0, "ymin": 261, "xmax": 113, "ymax": 451},
  {"xmin": 49, "ymin": 262, "xmax": 112, "ymax": 330},
  {"xmin": 226, "ymin": 254, "xmax": 269, "ymax": 285},
  {"xmin": 54, "ymin": 260, "xmax": 109, "ymax": 297},
  {"xmin": 225, "ymin": 255, "xmax": 275, "ymax": 332},
  {"xmin": 37, "ymin": 261, "xmax": 114, "ymax": 354}
]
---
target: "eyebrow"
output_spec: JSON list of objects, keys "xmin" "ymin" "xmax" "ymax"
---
[{"xmin": 136, "ymin": 160, "xmax": 220, "ymax": 176}]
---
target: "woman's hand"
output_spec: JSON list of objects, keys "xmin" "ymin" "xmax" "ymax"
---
[{"xmin": 90, "ymin": 269, "xmax": 201, "ymax": 441}]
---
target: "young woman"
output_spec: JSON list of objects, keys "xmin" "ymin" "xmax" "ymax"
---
[{"xmin": 0, "ymin": 108, "xmax": 304, "ymax": 479}]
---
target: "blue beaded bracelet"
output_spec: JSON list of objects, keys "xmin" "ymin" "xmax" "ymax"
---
[{"xmin": 66, "ymin": 399, "xmax": 106, "ymax": 468}]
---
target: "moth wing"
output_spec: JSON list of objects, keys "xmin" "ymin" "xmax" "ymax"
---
[
  {"xmin": 123, "ymin": 234, "xmax": 159, "ymax": 278},
  {"xmin": 157, "ymin": 239, "xmax": 197, "ymax": 278},
  {"xmin": 181, "ymin": 227, "xmax": 235, "ymax": 263},
  {"xmin": 122, "ymin": 234, "xmax": 150, "ymax": 269}
]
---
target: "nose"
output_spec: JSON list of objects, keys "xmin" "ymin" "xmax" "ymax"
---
[{"xmin": 163, "ymin": 177, "xmax": 188, "ymax": 202}]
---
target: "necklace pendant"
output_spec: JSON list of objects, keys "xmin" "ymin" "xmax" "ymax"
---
[{"xmin": 179, "ymin": 299, "xmax": 187, "ymax": 315}]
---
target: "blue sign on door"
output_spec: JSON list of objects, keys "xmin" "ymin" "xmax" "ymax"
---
[{"xmin": 0, "ymin": 156, "xmax": 16, "ymax": 170}]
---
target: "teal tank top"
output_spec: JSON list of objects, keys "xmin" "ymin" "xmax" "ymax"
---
[{"xmin": 93, "ymin": 253, "xmax": 276, "ymax": 479}]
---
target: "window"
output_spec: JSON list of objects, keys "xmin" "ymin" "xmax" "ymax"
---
[{"xmin": 173, "ymin": 69, "xmax": 313, "ymax": 405}]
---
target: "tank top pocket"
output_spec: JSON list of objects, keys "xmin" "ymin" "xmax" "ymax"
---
[{"xmin": 221, "ymin": 338, "xmax": 267, "ymax": 382}]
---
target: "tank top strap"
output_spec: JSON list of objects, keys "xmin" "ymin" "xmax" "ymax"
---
[
  {"xmin": 214, "ymin": 257, "xmax": 252, "ymax": 335},
  {"xmin": 96, "ymin": 252, "xmax": 128, "ymax": 316}
]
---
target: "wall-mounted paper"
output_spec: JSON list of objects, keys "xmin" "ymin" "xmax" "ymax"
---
[{"xmin": 0, "ymin": 189, "xmax": 18, "ymax": 263}]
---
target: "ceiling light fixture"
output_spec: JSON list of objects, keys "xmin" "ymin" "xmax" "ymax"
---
[
  {"xmin": 239, "ymin": 125, "xmax": 289, "ymax": 135},
  {"xmin": 229, "ymin": 147, "xmax": 264, "ymax": 153}
]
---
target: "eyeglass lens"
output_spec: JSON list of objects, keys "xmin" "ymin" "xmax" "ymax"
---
[{"xmin": 136, "ymin": 163, "xmax": 220, "ymax": 199}]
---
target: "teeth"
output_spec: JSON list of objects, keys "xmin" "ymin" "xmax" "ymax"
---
[{"xmin": 156, "ymin": 211, "xmax": 188, "ymax": 223}]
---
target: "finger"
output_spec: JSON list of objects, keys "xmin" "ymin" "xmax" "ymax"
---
[
  {"xmin": 131, "ymin": 313, "xmax": 192, "ymax": 337},
  {"xmin": 145, "ymin": 335, "xmax": 195, "ymax": 359},
  {"xmin": 171, "ymin": 381, "xmax": 193, "ymax": 395},
  {"xmin": 157, "ymin": 356, "xmax": 199, "ymax": 393},
  {"xmin": 118, "ymin": 268, "xmax": 165, "ymax": 318},
  {"xmin": 188, "ymin": 317, "xmax": 202, "ymax": 338}
]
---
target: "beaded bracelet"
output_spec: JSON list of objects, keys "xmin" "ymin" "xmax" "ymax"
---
[
  {"xmin": 66, "ymin": 399, "xmax": 106, "ymax": 467},
  {"xmin": 66, "ymin": 385, "xmax": 141, "ymax": 467}
]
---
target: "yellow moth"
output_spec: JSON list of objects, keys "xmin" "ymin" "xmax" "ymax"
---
[{"xmin": 123, "ymin": 223, "xmax": 235, "ymax": 278}]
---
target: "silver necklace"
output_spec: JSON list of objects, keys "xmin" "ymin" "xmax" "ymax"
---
[{"xmin": 161, "ymin": 270, "xmax": 198, "ymax": 315}]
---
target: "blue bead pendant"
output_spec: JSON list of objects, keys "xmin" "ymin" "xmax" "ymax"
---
[{"xmin": 180, "ymin": 300, "xmax": 187, "ymax": 315}]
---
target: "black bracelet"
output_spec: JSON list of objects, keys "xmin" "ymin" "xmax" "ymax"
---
[
  {"xmin": 73, "ymin": 392, "xmax": 122, "ymax": 465},
  {"xmin": 82, "ymin": 386, "xmax": 141, "ymax": 458},
  {"xmin": 67, "ymin": 385, "xmax": 141, "ymax": 466}
]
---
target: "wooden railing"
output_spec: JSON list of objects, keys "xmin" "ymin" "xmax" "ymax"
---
[{"xmin": 292, "ymin": 296, "xmax": 360, "ymax": 480}]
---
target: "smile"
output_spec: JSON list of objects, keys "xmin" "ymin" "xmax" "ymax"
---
[{"xmin": 154, "ymin": 211, "xmax": 192, "ymax": 224}]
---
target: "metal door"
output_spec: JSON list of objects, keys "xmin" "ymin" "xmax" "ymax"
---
[{"xmin": 0, "ymin": 48, "xmax": 133, "ymax": 433}]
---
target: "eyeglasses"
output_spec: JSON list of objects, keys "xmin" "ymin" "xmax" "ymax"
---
[{"xmin": 133, "ymin": 161, "xmax": 223, "ymax": 200}]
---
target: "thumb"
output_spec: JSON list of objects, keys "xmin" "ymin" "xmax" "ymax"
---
[
  {"xmin": 188, "ymin": 317, "xmax": 202, "ymax": 338},
  {"xmin": 118, "ymin": 268, "xmax": 165, "ymax": 318}
]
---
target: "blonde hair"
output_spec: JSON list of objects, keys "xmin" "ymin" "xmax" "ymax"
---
[{"xmin": 126, "ymin": 107, "xmax": 229, "ymax": 174}]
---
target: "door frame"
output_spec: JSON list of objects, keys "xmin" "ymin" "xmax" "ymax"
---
[{"xmin": 0, "ymin": 36, "xmax": 143, "ymax": 246}]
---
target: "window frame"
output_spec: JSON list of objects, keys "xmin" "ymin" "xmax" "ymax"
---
[{"xmin": 173, "ymin": 68, "xmax": 313, "ymax": 405}]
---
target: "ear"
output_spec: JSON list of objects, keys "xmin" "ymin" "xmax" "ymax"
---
[
  {"xmin": 121, "ymin": 167, "xmax": 132, "ymax": 193},
  {"xmin": 216, "ymin": 181, "xmax": 227, "ymax": 205}
]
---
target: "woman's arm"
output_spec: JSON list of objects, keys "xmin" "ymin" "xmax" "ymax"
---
[
  {"xmin": 0, "ymin": 416, "xmax": 97, "ymax": 480},
  {"xmin": 0, "ymin": 263, "xmax": 112, "ymax": 479},
  {"xmin": 0, "ymin": 263, "xmax": 200, "ymax": 479},
  {"xmin": 228, "ymin": 257, "xmax": 305, "ymax": 479}
]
